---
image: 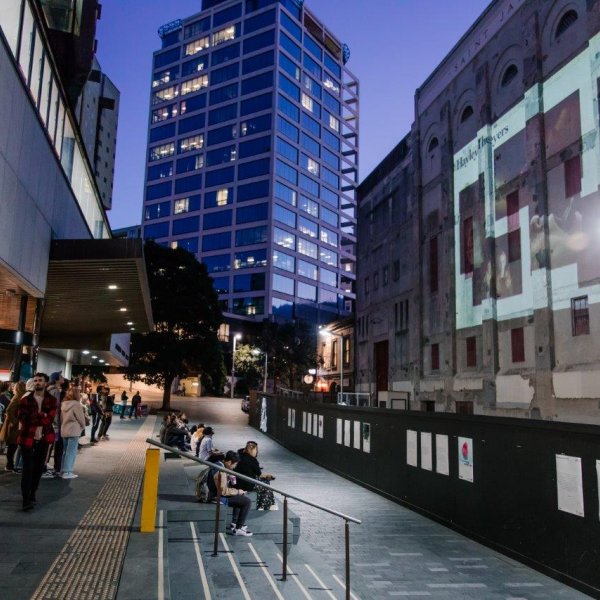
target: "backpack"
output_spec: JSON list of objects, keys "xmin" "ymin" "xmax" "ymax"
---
[{"xmin": 195, "ymin": 466, "xmax": 213, "ymax": 503}]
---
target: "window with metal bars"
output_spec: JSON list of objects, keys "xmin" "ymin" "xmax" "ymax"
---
[{"xmin": 571, "ymin": 296, "xmax": 590, "ymax": 336}]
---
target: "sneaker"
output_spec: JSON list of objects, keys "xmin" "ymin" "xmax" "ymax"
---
[
  {"xmin": 227, "ymin": 523, "xmax": 237, "ymax": 534},
  {"xmin": 235, "ymin": 526, "xmax": 253, "ymax": 537},
  {"xmin": 41, "ymin": 471, "xmax": 56, "ymax": 479},
  {"xmin": 269, "ymin": 503, "xmax": 279, "ymax": 511},
  {"xmin": 61, "ymin": 473, "xmax": 78, "ymax": 480},
  {"xmin": 3, "ymin": 466, "xmax": 13, "ymax": 472}
]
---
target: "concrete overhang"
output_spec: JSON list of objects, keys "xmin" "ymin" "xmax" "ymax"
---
[{"xmin": 40, "ymin": 239, "xmax": 153, "ymax": 350}]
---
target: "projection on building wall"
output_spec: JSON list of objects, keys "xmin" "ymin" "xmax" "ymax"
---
[{"xmin": 453, "ymin": 34, "xmax": 600, "ymax": 330}]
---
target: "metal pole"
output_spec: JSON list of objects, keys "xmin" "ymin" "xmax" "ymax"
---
[
  {"xmin": 213, "ymin": 472, "xmax": 222, "ymax": 556},
  {"xmin": 340, "ymin": 334, "xmax": 344, "ymax": 404},
  {"xmin": 282, "ymin": 496, "xmax": 288, "ymax": 581},
  {"xmin": 345, "ymin": 520, "xmax": 350, "ymax": 600},
  {"xmin": 263, "ymin": 352, "xmax": 268, "ymax": 393},
  {"xmin": 231, "ymin": 336, "xmax": 237, "ymax": 400},
  {"xmin": 11, "ymin": 295, "xmax": 28, "ymax": 382}
]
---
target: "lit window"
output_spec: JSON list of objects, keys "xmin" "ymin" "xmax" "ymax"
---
[
  {"xmin": 174, "ymin": 198, "xmax": 189, "ymax": 214},
  {"xmin": 328, "ymin": 114, "xmax": 339, "ymax": 132},
  {"xmin": 178, "ymin": 135, "xmax": 204, "ymax": 153},
  {"xmin": 170, "ymin": 241, "xmax": 178, "ymax": 249},
  {"xmin": 307, "ymin": 157, "xmax": 319, "ymax": 175},
  {"xmin": 149, "ymin": 142, "xmax": 175, "ymax": 161},
  {"xmin": 180, "ymin": 75, "xmax": 208, "ymax": 95},
  {"xmin": 217, "ymin": 189, "xmax": 229, "ymax": 206},
  {"xmin": 185, "ymin": 36, "xmax": 209, "ymax": 56},
  {"xmin": 212, "ymin": 26, "xmax": 236, "ymax": 47},
  {"xmin": 152, "ymin": 85, "xmax": 178, "ymax": 105},
  {"xmin": 301, "ymin": 93, "xmax": 313, "ymax": 112},
  {"xmin": 323, "ymin": 77, "xmax": 339, "ymax": 95}
]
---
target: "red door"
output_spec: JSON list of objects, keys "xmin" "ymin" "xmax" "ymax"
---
[{"xmin": 374, "ymin": 341, "xmax": 389, "ymax": 392}]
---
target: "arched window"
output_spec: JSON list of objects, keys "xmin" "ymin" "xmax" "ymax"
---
[
  {"xmin": 555, "ymin": 10, "xmax": 578, "ymax": 38},
  {"xmin": 428, "ymin": 137, "xmax": 439, "ymax": 152},
  {"xmin": 460, "ymin": 105, "xmax": 474, "ymax": 124},
  {"xmin": 501, "ymin": 64, "xmax": 519, "ymax": 87}
]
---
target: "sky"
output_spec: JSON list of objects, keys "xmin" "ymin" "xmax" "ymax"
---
[{"xmin": 96, "ymin": 0, "xmax": 490, "ymax": 229}]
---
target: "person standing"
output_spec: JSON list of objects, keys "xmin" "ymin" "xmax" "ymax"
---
[
  {"xmin": 128, "ymin": 391, "xmax": 141, "ymax": 419},
  {"xmin": 119, "ymin": 390, "xmax": 128, "ymax": 419},
  {"xmin": 0, "ymin": 381, "xmax": 26, "ymax": 471},
  {"xmin": 97, "ymin": 387, "xmax": 114, "ymax": 440},
  {"xmin": 18, "ymin": 373, "xmax": 57, "ymax": 511},
  {"xmin": 44, "ymin": 372, "xmax": 64, "ymax": 478},
  {"xmin": 89, "ymin": 385, "xmax": 103, "ymax": 444},
  {"xmin": 60, "ymin": 387, "xmax": 86, "ymax": 479}
]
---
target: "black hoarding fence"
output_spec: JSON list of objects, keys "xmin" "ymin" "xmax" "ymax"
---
[{"xmin": 250, "ymin": 394, "xmax": 600, "ymax": 597}]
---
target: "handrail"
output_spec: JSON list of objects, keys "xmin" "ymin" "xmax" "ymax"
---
[
  {"xmin": 146, "ymin": 437, "xmax": 360, "ymax": 599},
  {"xmin": 145, "ymin": 438, "xmax": 361, "ymax": 524}
]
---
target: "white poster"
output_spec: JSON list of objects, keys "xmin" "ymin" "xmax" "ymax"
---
[
  {"xmin": 420, "ymin": 432, "xmax": 432, "ymax": 471},
  {"xmin": 259, "ymin": 397, "xmax": 267, "ymax": 432},
  {"xmin": 302, "ymin": 412, "xmax": 307, "ymax": 433},
  {"xmin": 597, "ymin": 460, "xmax": 600, "ymax": 520},
  {"xmin": 344, "ymin": 420, "xmax": 351, "ymax": 447},
  {"xmin": 435, "ymin": 434, "xmax": 449, "ymax": 476},
  {"xmin": 406, "ymin": 430, "xmax": 418, "ymax": 467},
  {"xmin": 353, "ymin": 421, "xmax": 361, "ymax": 449},
  {"xmin": 458, "ymin": 437, "xmax": 474, "ymax": 483},
  {"xmin": 287, "ymin": 408, "xmax": 292, "ymax": 427},
  {"xmin": 307, "ymin": 413, "xmax": 312, "ymax": 435},
  {"xmin": 291, "ymin": 409, "xmax": 295, "ymax": 428},
  {"xmin": 313, "ymin": 413, "xmax": 319, "ymax": 437},
  {"xmin": 556, "ymin": 454, "xmax": 584, "ymax": 517},
  {"xmin": 362, "ymin": 423, "xmax": 371, "ymax": 453},
  {"xmin": 318, "ymin": 414, "xmax": 324, "ymax": 438},
  {"xmin": 336, "ymin": 418, "xmax": 342, "ymax": 444}
]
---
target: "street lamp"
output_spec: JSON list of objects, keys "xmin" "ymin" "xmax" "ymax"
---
[
  {"xmin": 252, "ymin": 348, "xmax": 268, "ymax": 393},
  {"xmin": 319, "ymin": 328, "xmax": 344, "ymax": 403},
  {"xmin": 231, "ymin": 333, "xmax": 242, "ymax": 399}
]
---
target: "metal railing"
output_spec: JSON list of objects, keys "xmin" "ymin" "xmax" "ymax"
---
[{"xmin": 146, "ymin": 438, "xmax": 361, "ymax": 599}]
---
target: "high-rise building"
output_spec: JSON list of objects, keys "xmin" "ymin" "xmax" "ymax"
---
[
  {"xmin": 76, "ymin": 57, "xmax": 120, "ymax": 210},
  {"xmin": 142, "ymin": 0, "xmax": 359, "ymax": 326}
]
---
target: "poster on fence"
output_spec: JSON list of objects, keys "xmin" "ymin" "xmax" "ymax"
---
[
  {"xmin": 458, "ymin": 437, "xmax": 474, "ymax": 482},
  {"xmin": 597, "ymin": 460, "xmax": 600, "ymax": 520},
  {"xmin": 362, "ymin": 423, "xmax": 371, "ymax": 453},
  {"xmin": 406, "ymin": 430, "xmax": 418, "ymax": 467},
  {"xmin": 420, "ymin": 432, "xmax": 432, "ymax": 471},
  {"xmin": 318, "ymin": 414, "xmax": 323, "ymax": 438},
  {"xmin": 556, "ymin": 454, "xmax": 584, "ymax": 517},
  {"xmin": 436, "ymin": 434, "xmax": 449, "ymax": 475},
  {"xmin": 336, "ymin": 418, "xmax": 342, "ymax": 444}
]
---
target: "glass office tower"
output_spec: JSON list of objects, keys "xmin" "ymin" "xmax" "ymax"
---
[{"xmin": 142, "ymin": 0, "xmax": 358, "ymax": 325}]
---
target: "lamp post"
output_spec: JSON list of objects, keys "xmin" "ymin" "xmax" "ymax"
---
[
  {"xmin": 319, "ymin": 328, "xmax": 344, "ymax": 403},
  {"xmin": 231, "ymin": 333, "xmax": 241, "ymax": 399},
  {"xmin": 252, "ymin": 348, "xmax": 268, "ymax": 393}
]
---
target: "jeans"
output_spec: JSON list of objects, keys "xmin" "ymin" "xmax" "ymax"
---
[
  {"xmin": 228, "ymin": 494, "xmax": 251, "ymax": 527},
  {"xmin": 90, "ymin": 411, "xmax": 101, "ymax": 441},
  {"xmin": 98, "ymin": 413, "xmax": 112, "ymax": 438},
  {"xmin": 21, "ymin": 441, "xmax": 48, "ymax": 505},
  {"xmin": 53, "ymin": 438, "xmax": 63, "ymax": 473},
  {"xmin": 119, "ymin": 403, "xmax": 127, "ymax": 418},
  {"xmin": 6, "ymin": 443, "xmax": 17, "ymax": 470},
  {"xmin": 61, "ymin": 437, "xmax": 79, "ymax": 474},
  {"xmin": 128, "ymin": 403, "xmax": 139, "ymax": 418}
]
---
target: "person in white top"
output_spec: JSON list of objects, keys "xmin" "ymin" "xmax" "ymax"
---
[{"xmin": 60, "ymin": 387, "xmax": 86, "ymax": 479}]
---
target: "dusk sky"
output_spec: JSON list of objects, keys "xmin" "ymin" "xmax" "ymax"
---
[{"xmin": 97, "ymin": 0, "xmax": 490, "ymax": 229}]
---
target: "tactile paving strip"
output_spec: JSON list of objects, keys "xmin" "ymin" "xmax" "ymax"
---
[{"xmin": 30, "ymin": 416, "xmax": 157, "ymax": 600}]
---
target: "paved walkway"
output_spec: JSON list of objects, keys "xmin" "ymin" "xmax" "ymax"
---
[
  {"xmin": 0, "ymin": 395, "xmax": 592, "ymax": 599},
  {"xmin": 126, "ymin": 397, "xmax": 590, "ymax": 600}
]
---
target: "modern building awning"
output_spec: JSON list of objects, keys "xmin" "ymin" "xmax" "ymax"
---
[{"xmin": 40, "ymin": 239, "xmax": 154, "ymax": 349}]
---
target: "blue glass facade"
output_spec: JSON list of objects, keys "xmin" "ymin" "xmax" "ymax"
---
[{"xmin": 143, "ymin": 0, "xmax": 358, "ymax": 323}]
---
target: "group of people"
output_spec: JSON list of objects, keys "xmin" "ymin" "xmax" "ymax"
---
[
  {"xmin": 159, "ymin": 412, "xmax": 276, "ymax": 537},
  {"xmin": 0, "ymin": 373, "xmax": 143, "ymax": 511}
]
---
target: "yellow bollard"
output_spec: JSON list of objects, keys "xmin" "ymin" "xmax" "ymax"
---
[{"xmin": 141, "ymin": 448, "xmax": 160, "ymax": 533}]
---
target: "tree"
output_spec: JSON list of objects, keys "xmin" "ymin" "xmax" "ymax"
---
[
  {"xmin": 260, "ymin": 321, "xmax": 317, "ymax": 390},
  {"xmin": 233, "ymin": 344, "xmax": 262, "ymax": 393},
  {"xmin": 125, "ymin": 241, "xmax": 225, "ymax": 411}
]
